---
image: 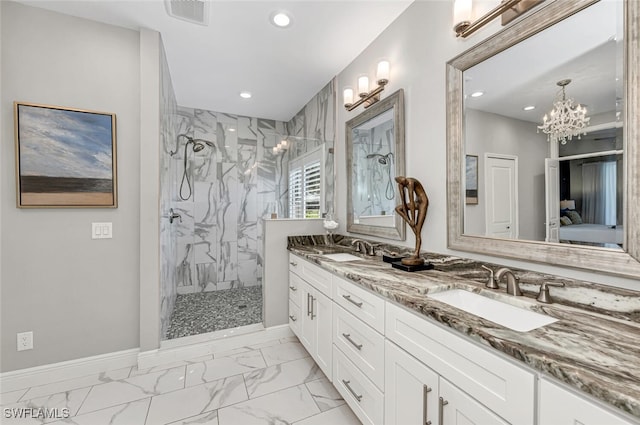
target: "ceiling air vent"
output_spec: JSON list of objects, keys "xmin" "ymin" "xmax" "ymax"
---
[{"xmin": 164, "ymin": 0, "xmax": 210, "ymax": 26}]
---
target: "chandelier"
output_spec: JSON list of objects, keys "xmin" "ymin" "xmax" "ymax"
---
[{"xmin": 537, "ymin": 79, "xmax": 590, "ymax": 145}]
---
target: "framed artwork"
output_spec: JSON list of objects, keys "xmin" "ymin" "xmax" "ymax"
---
[
  {"xmin": 14, "ymin": 102, "xmax": 117, "ymax": 208},
  {"xmin": 465, "ymin": 154, "xmax": 478, "ymax": 205}
]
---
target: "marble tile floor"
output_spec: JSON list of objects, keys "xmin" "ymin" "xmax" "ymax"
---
[
  {"xmin": 0, "ymin": 337, "xmax": 362, "ymax": 425},
  {"xmin": 166, "ymin": 286, "xmax": 263, "ymax": 339}
]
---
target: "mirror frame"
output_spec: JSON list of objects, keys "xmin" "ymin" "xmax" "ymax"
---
[
  {"xmin": 446, "ymin": 0, "xmax": 640, "ymax": 278},
  {"xmin": 347, "ymin": 89, "xmax": 406, "ymax": 240}
]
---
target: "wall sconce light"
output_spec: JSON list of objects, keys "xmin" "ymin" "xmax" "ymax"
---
[
  {"xmin": 272, "ymin": 139, "xmax": 289, "ymax": 154},
  {"xmin": 453, "ymin": 0, "xmax": 543, "ymax": 38},
  {"xmin": 343, "ymin": 60, "xmax": 390, "ymax": 111}
]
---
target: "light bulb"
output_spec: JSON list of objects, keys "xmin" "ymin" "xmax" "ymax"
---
[
  {"xmin": 343, "ymin": 88, "xmax": 354, "ymax": 105},
  {"xmin": 377, "ymin": 60, "xmax": 390, "ymax": 83},
  {"xmin": 358, "ymin": 76, "xmax": 369, "ymax": 96}
]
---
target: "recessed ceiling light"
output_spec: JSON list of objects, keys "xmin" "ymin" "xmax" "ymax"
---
[
  {"xmin": 523, "ymin": 105, "xmax": 536, "ymax": 111},
  {"xmin": 470, "ymin": 91, "xmax": 484, "ymax": 98},
  {"xmin": 271, "ymin": 11, "xmax": 292, "ymax": 28},
  {"xmin": 239, "ymin": 91, "xmax": 252, "ymax": 99}
]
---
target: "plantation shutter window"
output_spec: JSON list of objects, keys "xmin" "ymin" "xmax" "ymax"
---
[{"xmin": 288, "ymin": 147, "xmax": 324, "ymax": 219}]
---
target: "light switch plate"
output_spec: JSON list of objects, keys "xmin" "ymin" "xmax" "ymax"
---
[{"xmin": 92, "ymin": 222, "xmax": 113, "ymax": 239}]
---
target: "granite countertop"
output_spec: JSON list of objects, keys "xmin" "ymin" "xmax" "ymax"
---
[{"xmin": 287, "ymin": 235, "xmax": 640, "ymax": 420}]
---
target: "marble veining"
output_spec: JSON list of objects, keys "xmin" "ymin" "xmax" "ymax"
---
[{"xmin": 288, "ymin": 234, "xmax": 640, "ymax": 419}]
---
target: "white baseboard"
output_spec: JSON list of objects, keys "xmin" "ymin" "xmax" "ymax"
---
[
  {"xmin": 0, "ymin": 326, "xmax": 294, "ymax": 392},
  {"xmin": 138, "ymin": 324, "xmax": 293, "ymax": 370},
  {"xmin": 0, "ymin": 348, "xmax": 139, "ymax": 393}
]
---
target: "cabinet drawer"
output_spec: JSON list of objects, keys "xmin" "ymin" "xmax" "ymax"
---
[
  {"xmin": 288, "ymin": 299, "xmax": 301, "ymax": 337},
  {"xmin": 333, "ymin": 275, "xmax": 385, "ymax": 334},
  {"xmin": 333, "ymin": 346, "xmax": 384, "ymax": 425},
  {"xmin": 333, "ymin": 304, "xmax": 385, "ymax": 391},
  {"xmin": 289, "ymin": 254, "xmax": 332, "ymax": 296},
  {"xmin": 385, "ymin": 302, "xmax": 535, "ymax": 425},
  {"xmin": 288, "ymin": 272, "xmax": 304, "ymax": 307},
  {"xmin": 539, "ymin": 379, "xmax": 637, "ymax": 425}
]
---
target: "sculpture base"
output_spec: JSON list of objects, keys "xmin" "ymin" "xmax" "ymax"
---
[
  {"xmin": 383, "ymin": 254, "xmax": 406, "ymax": 263},
  {"xmin": 391, "ymin": 261, "xmax": 434, "ymax": 272}
]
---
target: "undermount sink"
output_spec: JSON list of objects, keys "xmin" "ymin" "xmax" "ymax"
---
[
  {"xmin": 321, "ymin": 253, "xmax": 363, "ymax": 262},
  {"xmin": 428, "ymin": 289, "xmax": 558, "ymax": 332}
]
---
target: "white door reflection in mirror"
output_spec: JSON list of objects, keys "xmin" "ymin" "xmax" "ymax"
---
[
  {"xmin": 545, "ymin": 158, "xmax": 560, "ymax": 243},
  {"xmin": 485, "ymin": 154, "xmax": 517, "ymax": 239}
]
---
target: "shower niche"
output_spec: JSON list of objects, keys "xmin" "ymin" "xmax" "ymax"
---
[{"xmin": 347, "ymin": 89, "xmax": 405, "ymax": 240}]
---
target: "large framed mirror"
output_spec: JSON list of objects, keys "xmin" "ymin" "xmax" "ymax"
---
[
  {"xmin": 347, "ymin": 89, "xmax": 405, "ymax": 240},
  {"xmin": 447, "ymin": 0, "xmax": 640, "ymax": 278}
]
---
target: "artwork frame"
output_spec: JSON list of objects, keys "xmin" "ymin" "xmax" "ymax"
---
[
  {"xmin": 465, "ymin": 154, "xmax": 478, "ymax": 205},
  {"xmin": 14, "ymin": 102, "xmax": 117, "ymax": 208}
]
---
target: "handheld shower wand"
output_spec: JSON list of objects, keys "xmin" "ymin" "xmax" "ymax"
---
[
  {"xmin": 171, "ymin": 134, "xmax": 215, "ymax": 200},
  {"xmin": 366, "ymin": 152, "xmax": 395, "ymax": 199}
]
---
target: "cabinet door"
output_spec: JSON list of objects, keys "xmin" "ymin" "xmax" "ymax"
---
[
  {"xmin": 539, "ymin": 379, "xmax": 636, "ymax": 425},
  {"xmin": 313, "ymin": 290, "xmax": 333, "ymax": 379},
  {"xmin": 299, "ymin": 280, "xmax": 315, "ymax": 353},
  {"xmin": 439, "ymin": 378, "xmax": 509, "ymax": 425},
  {"xmin": 385, "ymin": 341, "xmax": 439, "ymax": 425},
  {"xmin": 288, "ymin": 299, "xmax": 301, "ymax": 338}
]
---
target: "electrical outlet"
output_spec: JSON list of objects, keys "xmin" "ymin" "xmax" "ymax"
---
[{"xmin": 17, "ymin": 331, "xmax": 33, "ymax": 351}]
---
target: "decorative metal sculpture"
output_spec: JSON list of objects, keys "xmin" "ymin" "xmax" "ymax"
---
[{"xmin": 394, "ymin": 176, "xmax": 430, "ymax": 269}]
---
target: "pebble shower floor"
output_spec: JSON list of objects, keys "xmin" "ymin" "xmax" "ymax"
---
[{"xmin": 166, "ymin": 286, "xmax": 263, "ymax": 339}]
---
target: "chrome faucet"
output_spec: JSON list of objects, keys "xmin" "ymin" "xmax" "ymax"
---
[
  {"xmin": 351, "ymin": 239, "xmax": 377, "ymax": 256},
  {"xmin": 494, "ymin": 267, "xmax": 522, "ymax": 296}
]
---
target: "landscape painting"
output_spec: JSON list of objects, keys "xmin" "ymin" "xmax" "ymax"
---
[{"xmin": 14, "ymin": 102, "xmax": 117, "ymax": 208}]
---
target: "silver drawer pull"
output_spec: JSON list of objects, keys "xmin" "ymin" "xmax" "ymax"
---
[
  {"xmin": 289, "ymin": 286, "xmax": 297, "ymax": 291},
  {"xmin": 342, "ymin": 379, "xmax": 363, "ymax": 402},
  {"xmin": 342, "ymin": 333, "xmax": 363, "ymax": 350},
  {"xmin": 289, "ymin": 315, "xmax": 297, "ymax": 322},
  {"xmin": 342, "ymin": 294, "xmax": 363, "ymax": 308},
  {"xmin": 290, "ymin": 261, "xmax": 297, "ymax": 266},
  {"xmin": 423, "ymin": 385, "xmax": 432, "ymax": 425},
  {"xmin": 438, "ymin": 397, "xmax": 448, "ymax": 425},
  {"xmin": 310, "ymin": 296, "xmax": 316, "ymax": 319}
]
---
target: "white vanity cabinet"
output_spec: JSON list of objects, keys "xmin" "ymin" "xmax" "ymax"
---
[
  {"xmin": 288, "ymin": 255, "xmax": 333, "ymax": 379},
  {"xmin": 385, "ymin": 301, "xmax": 535, "ymax": 425},
  {"xmin": 539, "ymin": 379, "xmax": 638, "ymax": 425},
  {"xmin": 385, "ymin": 340, "xmax": 439, "ymax": 425},
  {"xmin": 331, "ymin": 275, "xmax": 386, "ymax": 425},
  {"xmin": 385, "ymin": 340, "xmax": 508, "ymax": 425},
  {"xmin": 288, "ymin": 253, "xmax": 638, "ymax": 425}
]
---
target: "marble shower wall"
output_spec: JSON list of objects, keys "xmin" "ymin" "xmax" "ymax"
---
[
  {"xmin": 159, "ymin": 42, "xmax": 179, "ymax": 339},
  {"xmin": 285, "ymin": 79, "xmax": 336, "ymax": 216},
  {"xmin": 168, "ymin": 107, "xmax": 287, "ymax": 296},
  {"xmin": 352, "ymin": 119, "xmax": 396, "ymax": 217}
]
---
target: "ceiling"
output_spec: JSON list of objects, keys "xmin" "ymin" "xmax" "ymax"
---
[
  {"xmin": 463, "ymin": 0, "xmax": 623, "ymax": 125},
  {"xmin": 15, "ymin": 0, "xmax": 414, "ymax": 121}
]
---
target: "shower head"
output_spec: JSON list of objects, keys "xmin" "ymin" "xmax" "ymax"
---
[{"xmin": 170, "ymin": 135, "xmax": 215, "ymax": 156}]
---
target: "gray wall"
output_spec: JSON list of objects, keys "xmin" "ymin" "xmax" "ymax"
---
[
  {"xmin": 464, "ymin": 109, "xmax": 548, "ymax": 241},
  {"xmin": 1, "ymin": 2, "xmax": 141, "ymax": 372}
]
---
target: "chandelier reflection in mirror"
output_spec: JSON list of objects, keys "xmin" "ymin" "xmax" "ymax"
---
[{"xmin": 537, "ymin": 79, "xmax": 590, "ymax": 145}]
